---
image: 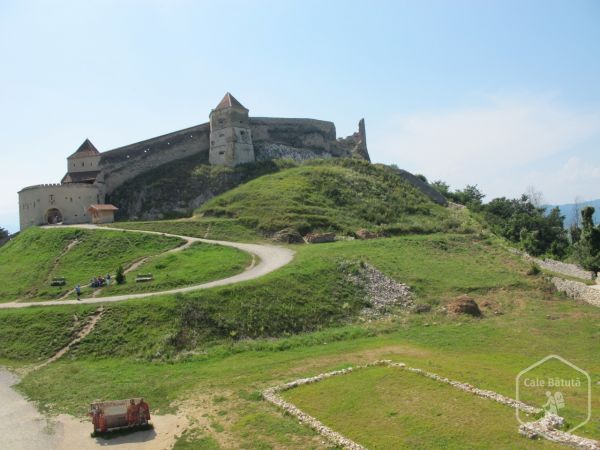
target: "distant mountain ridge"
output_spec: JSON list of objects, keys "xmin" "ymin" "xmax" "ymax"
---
[{"xmin": 544, "ymin": 199, "xmax": 600, "ymax": 227}]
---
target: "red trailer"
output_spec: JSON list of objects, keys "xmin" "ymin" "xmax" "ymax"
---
[{"xmin": 89, "ymin": 398, "xmax": 151, "ymax": 433}]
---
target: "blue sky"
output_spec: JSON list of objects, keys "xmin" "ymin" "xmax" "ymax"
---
[{"xmin": 1, "ymin": 0, "xmax": 599, "ymax": 232}]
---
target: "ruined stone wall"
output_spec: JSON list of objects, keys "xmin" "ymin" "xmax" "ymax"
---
[
  {"xmin": 18, "ymin": 183, "xmax": 100, "ymax": 229},
  {"xmin": 98, "ymin": 123, "xmax": 211, "ymax": 195},
  {"xmin": 514, "ymin": 250, "xmax": 596, "ymax": 280},
  {"xmin": 551, "ymin": 277, "xmax": 600, "ymax": 308},
  {"xmin": 333, "ymin": 118, "xmax": 370, "ymax": 161},
  {"xmin": 250, "ymin": 117, "xmax": 339, "ymax": 161}
]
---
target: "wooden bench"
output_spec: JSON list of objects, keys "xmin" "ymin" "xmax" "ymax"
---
[
  {"xmin": 135, "ymin": 273, "xmax": 154, "ymax": 283},
  {"xmin": 50, "ymin": 277, "xmax": 66, "ymax": 286}
]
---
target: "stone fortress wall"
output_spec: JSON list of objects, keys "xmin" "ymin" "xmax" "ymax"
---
[
  {"xmin": 18, "ymin": 93, "xmax": 371, "ymax": 230},
  {"xmin": 98, "ymin": 123, "xmax": 211, "ymax": 196},
  {"xmin": 18, "ymin": 183, "xmax": 100, "ymax": 230}
]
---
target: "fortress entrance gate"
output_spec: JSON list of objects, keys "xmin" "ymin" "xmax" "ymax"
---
[{"xmin": 45, "ymin": 208, "xmax": 63, "ymax": 225}]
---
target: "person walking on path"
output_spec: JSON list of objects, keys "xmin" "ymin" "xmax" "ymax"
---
[{"xmin": 75, "ymin": 284, "xmax": 81, "ymax": 301}]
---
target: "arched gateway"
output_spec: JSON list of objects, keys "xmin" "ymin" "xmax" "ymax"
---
[{"xmin": 45, "ymin": 208, "xmax": 63, "ymax": 225}]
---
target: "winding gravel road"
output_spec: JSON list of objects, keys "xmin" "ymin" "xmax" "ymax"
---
[
  {"xmin": 0, "ymin": 224, "xmax": 295, "ymax": 449},
  {"xmin": 0, "ymin": 224, "xmax": 295, "ymax": 309}
]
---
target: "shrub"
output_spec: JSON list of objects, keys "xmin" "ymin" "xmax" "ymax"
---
[
  {"xmin": 527, "ymin": 263, "xmax": 541, "ymax": 276},
  {"xmin": 115, "ymin": 265, "xmax": 126, "ymax": 284}
]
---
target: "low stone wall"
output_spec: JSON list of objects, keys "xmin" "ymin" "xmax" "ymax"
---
[
  {"xmin": 534, "ymin": 257, "xmax": 595, "ymax": 280},
  {"xmin": 520, "ymin": 415, "xmax": 600, "ymax": 450},
  {"xmin": 263, "ymin": 361, "xmax": 550, "ymax": 449},
  {"xmin": 510, "ymin": 248, "xmax": 595, "ymax": 281},
  {"xmin": 551, "ymin": 277, "xmax": 600, "ymax": 308}
]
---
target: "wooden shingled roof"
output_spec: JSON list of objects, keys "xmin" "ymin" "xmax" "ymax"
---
[
  {"xmin": 87, "ymin": 204, "xmax": 119, "ymax": 212},
  {"xmin": 68, "ymin": 139, "xmax": 100, "ymax": 159},
  {"xmin": 214, "ymin": 92, "xmax": 247, "ymax": 110}
]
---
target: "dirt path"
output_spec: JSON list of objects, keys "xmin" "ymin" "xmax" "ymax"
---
[
  {"xmin": 0, "ymin": 224, "xmax": 294, "ymax": 448},
  {"xmin": 26, "ymin": 307, "xmax": 105, "ymax": 374},
  {"xmin": 0, "ymin": 224, "xmax": 295, "ymax": 309},
  {"xmin": 0, "ymin": 370, "xmax": 187, "ymax": 450},
  {"xmin": 0, "ymin": 304, "xmax": 189, "ymax": 450}
]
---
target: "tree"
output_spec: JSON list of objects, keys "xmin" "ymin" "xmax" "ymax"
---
[
  {"xmin": 480, "ymin": 195, "xmax": 568, "ymax": 258},
  {"xmin": 452, "ymin": 184, "xmax": 485, "ymax": 208},
  {"xmin": 115, "ymin": 265, "xmax": 126, "ymax": 284},
  {"xmin": 415, "ymin": 173, "xmax": 428, "ymax": 183},
  {"xmin": 572, "ymin": 196, "xmax": 583, "ymax": 229},
  {"xmin": 0, "ymin": 227, "xmax": 8, "ymax": 240},
  {"xmin": 569, "ymin": 223, "xmax": 581, "ymax": 244},
  {"xmin": 430, "ymin": 180, "xmax": 450, "ymax": 197},
  {"xmin": 573, "ymin": 207, "xmax": 600, "ymax": 274}
]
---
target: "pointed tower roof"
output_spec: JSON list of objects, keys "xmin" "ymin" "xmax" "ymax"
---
[
  {"xmin": 214, "ymin": 92, "xmax": 247, "ymax": 111},
  {"xmin": 68, "ymin": 139, "xmax": 100, "ymax": 159}
]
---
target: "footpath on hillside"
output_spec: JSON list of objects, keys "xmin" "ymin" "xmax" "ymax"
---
[{"xmin": 0, "ymin": 224, "xmax": 295, "ymax": 309}]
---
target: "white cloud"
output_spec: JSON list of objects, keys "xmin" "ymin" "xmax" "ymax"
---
[
  {"xmin": 525, "ymin": 157, "xmax": 600, "ymax": 203},
  {"xmin": 371, "ymin": 94, "xmax": 600, "ymax": 202}
]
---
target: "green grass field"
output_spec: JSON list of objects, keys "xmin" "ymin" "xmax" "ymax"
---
[
  {"xmin": 0, "ymin": 227, "xmax": 182, "ymax": 302},
  {"xmin": 2, "ymin": 229, "xmax": 598, "ymax": 448},
  {"xmin": 282, "ymin": 365, "xmax": 562, "ymax": 449},
  {"xmin": 75, "ymin": 242, "xmax": 251, "ymax": 298}
]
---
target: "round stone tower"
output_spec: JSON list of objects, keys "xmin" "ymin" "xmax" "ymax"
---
[{"xmin": 209, "ymin": 92, "xmax": 255, "ymax": 166}]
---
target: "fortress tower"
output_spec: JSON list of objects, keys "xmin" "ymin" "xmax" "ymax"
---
[{"xmin": 209, "ymin": 93, "xmax": 255, "ymax": 166}]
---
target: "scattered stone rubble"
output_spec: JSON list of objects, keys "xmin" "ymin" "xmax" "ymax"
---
[
  {"xmin": 304, "ymin": 232, "xmax": 336, "ymax": 244},
  {"xmin": 272, "ymin": 228, "xmax": 304, "ymax": 244},
  {"xmin": 263, "ymin": 360, "xmax": 599, "ymax": 450},
  {"xmin": 345, "ymin": 262, "xmax": 413, "ymax": 317},
  {"xmin": 355, "ymin": 229, "xmax": 383, "ymax": 240},
  {"xmin": 520, "ymin": 414, "xmax": 600, "ymax": 450},
  {"xmin": 551, "ymin": 277, "xmax": 600, "ymax": 308}
]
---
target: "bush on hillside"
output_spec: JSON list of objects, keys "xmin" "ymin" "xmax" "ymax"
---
[
  {"xmin": 479, "ymin": 195, "xmax": 569, "ymax": 258},
  {"xmin": 573, "ymin": 206, "xmax": 600, "ymax": 274},
  {"xmin": 115, "ymin": 265, "xmax": 126, "ymax": 284}
]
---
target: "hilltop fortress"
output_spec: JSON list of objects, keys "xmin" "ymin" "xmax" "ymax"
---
[{"xmin": 18, "ymin": 93, "xmax": 370, "ymax": 230}]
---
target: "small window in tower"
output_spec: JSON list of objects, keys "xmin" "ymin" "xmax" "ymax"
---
[
  {"xmin": 218, "ymin": 119, "xmax": 224, "ymax": 124},
  {"xmin": 81, "ymin": 162, "xmax": 84, "ymax": 167},
  {"xmin": 241, "ymin": 130, "xmax": 245, "ymax": 135},
  {"xmin": 219, "ymin": 133, "xmax": 224, "ymax": 137},
  {"xmin": 219, "ymin": 151, "xmax": 225, "ymax": 155}
]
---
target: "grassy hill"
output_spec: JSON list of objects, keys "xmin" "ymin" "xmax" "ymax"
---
[
  {"xmin": 0, "ymin": 227, "xmax": 250, "ymax": 302},
  {"xmin": 115, "ymin": 159, "xmax": 472, "ymax": 241},
  {"xmin": 3, "ymin": 230, "xmax": 599, "ymax": 447},
  {"xmin": 198, "ymin": 159, "xmax": 459, "ymax": 235},
  {"xmin": 2, "ymin": 161, "xmax": 600, "ymax": 448},
  {"xmin": 0, "ymin": 227, "xmax": 182, "ymax": 302}
]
